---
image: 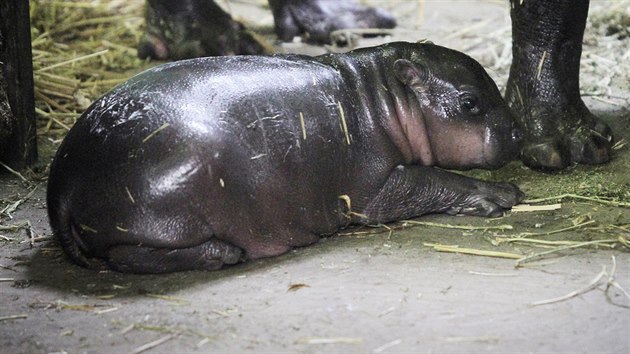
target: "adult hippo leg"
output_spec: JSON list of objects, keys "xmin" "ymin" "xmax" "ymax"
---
[
  {"xmin": 362, "ymin": 166, "xmax": 525, "ymax": 222},
  {"xmin": 138, "ymin": 0, "xmax": 396, "ymax": 59},
  {"xmin": 138, "ymin": 0, "xmax": 269, "ymax": 59},
  {"xmin": 268, "ymin": 0, "xmax": 396, "ymax": 43},
  {"xmin": 505, "ymin": 0, "xmax": 613, "ymax": 170}
]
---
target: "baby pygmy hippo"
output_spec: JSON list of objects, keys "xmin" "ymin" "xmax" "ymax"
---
[{"xmin": 47, "ymin": 42, "xmax": 523, "ymax": 273}]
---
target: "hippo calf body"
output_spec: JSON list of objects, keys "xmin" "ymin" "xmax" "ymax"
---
[{"xmin": 47, "ymin": 42, "xmax": 523, "ymax": 273}]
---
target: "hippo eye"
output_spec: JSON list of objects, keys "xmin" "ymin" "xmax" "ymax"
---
[{"xmin": 460, "ymin": 94, "xmax": 481, "ymax": 115}]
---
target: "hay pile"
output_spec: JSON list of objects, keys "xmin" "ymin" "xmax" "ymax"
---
[{"xmin": 30, "ymin": 0, "xmax": 146, "ymax": 139}]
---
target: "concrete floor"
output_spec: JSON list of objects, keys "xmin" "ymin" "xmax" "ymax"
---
[{"xmin": 1, "ymin": 1, "xmax": 629, "ymax": 353}]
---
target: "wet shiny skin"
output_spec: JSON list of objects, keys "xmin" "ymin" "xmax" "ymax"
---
[{"xmin": 47, "ymin": 42, "xmax": 523, "ymax": 273}]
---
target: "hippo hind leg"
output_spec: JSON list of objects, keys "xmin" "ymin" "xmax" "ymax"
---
[{"xmin": 105, "ymin": 238, "xmax": 243, "ymax": 274}]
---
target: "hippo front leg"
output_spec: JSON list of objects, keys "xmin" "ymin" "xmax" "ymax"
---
[{"xmin": 362, "ymin": 166, "xmax": 524, "ymax": 223}]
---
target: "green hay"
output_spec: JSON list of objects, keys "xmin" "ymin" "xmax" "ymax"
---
[{"xmin": 30, "ymin": 0, "xmax": 151, "ymax": 138}]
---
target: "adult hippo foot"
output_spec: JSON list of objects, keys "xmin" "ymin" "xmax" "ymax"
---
[
  {"xmin": 138, "ymin": 0, "xmax": 269, "ymax": 60},
  {"xmin": 269, "ymin": 0, "xmax": 396, "ymax": 43},
  {"xmin": 506, "ymin": 0, "xmax": 613, "ymax": 171},
  {"xmin": 505, "ymin": 88, "xmax": 613, "ymax": 171}
]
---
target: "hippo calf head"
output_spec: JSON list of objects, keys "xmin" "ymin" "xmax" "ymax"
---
[{"xmin": 393, "ymin": 44, "xmax": 521, "ymax": 170}]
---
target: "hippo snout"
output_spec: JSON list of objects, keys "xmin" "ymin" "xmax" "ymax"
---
[{"xmin": 484, "ymin": 120, "xmax": 522, "ymax": 169}]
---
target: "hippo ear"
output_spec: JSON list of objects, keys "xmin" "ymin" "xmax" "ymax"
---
[{"xmin": 394, "ymin": 59, "xmax": 430, "ymax": 90}]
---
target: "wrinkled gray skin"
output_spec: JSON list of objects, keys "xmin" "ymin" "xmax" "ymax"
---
[
  {"xmin": 506, "ymin": 0, "xmax": 613, "ymax": 170},
  {"xmin": 47, "ymin": 42, "xmax": 523, "ymax": 274}
]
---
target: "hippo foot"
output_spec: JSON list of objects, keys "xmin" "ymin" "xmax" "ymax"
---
[
  {"xmin": 507, "ymin": 0, "xmax": 614, "ymax": 171},
  {"xmin": 138, "ymin": 0, "xmax": 269, "ymax": 60},
  {"xmin": 445, "ymin": 181, "xmax": 525, "ymax": 218},
  {"xmin": 506, "ymin": 90, "xmax": 613, "ymax": 171},
  {"xmin": 269, "ymin": 0, "xmax": 396, "ymax": 43},
  {"xmin": 105, "ymin": 238, "xmax": 243, "ymax": 274}
]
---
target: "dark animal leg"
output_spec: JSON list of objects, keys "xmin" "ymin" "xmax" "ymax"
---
[
  {"xmin": 106, "ymin": 238, "xmax": 243, "ymax": 273},
  {"xmin": 505, "ymin": 0, "xmax": 613, "ymax": 170},
  {"xmin": 268, "ymin": 0, "xmax": 396, "ymax": 43},
  {"xmin": 138, "ymin": 0, "xmax": 269, "ymax": 60},
  {"xmin": 361, "ymin": 166, "xmax": 524, "ymax": 223}
]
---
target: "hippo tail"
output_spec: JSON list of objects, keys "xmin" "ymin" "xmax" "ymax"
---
[{"xmin": 47, "ymin": 192, "xmax": 107, "ymax": 271}]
